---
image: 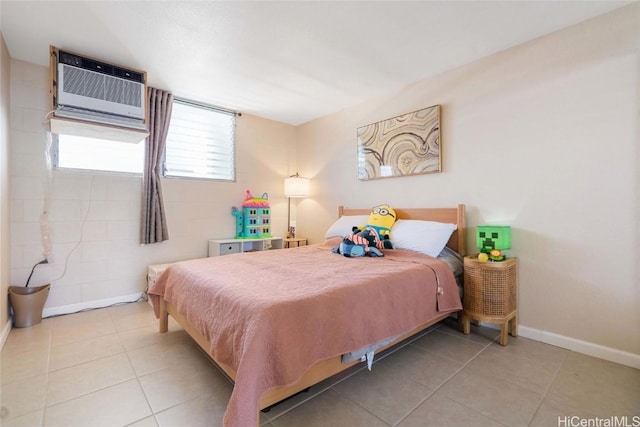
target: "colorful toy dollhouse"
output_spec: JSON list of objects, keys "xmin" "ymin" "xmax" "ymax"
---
[{"xmin": 232, "ymin": 190, "xmax": 272, "ymax": 238}]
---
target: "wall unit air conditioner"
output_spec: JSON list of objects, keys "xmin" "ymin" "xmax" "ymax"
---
[{"xmin": 50, "ymin": 46, "xmax": 148, "ymax": 140}]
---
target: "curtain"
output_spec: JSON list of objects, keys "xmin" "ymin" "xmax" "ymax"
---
[{"xmin": 140, "ymin": 87, "xmax": 173, "ymax": 244}]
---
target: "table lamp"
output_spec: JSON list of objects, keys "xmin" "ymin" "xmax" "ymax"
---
[
  {"xmin": 284, "ymin": 173, "xmax": 309, "ymax": 238},
  {"xmin": 476, "ymin": 225, "xmax": 511, "ymax": 261}
]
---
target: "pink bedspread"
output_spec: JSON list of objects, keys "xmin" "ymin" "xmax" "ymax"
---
[{"xmin": 149, "ymin": 241, "xmax": 461, "ymax": 427}]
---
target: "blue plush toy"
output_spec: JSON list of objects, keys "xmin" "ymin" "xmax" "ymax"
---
[
  {"xmin": 331, "ymin": 228, "xmax": 385, "ymax": 257},
  {"xmin": 332, "ymin": 204, "xmax": 397, "ymax": 257}
]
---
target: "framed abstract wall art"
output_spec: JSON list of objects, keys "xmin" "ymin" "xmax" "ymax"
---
[{"xmin": 357, "ymin": 104, "xmax": 441, "ymax": 180}]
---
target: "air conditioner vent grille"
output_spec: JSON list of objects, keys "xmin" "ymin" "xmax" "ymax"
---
[{"xmin": 62, "ymin": 64, "xmax": 142, "ymax": 108}]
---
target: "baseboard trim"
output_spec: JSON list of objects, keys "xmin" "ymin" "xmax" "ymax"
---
[
  {"xmin": 42, "ymin": 293, "xmax": 144, "ymax": 318},
  {"xmin": 0, "ymin": 320, "xmax": 12, "ymax": 351},
  {"xmin": 518, "ymin": 325, "xmax": 640, "ymax": 369}
]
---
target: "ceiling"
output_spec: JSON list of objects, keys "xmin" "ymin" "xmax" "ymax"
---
[{"xmin": 0, "ymin": 1, "xmax": 631, "ymax": 125}]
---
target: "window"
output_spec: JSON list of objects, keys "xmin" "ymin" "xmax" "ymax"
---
[
  {"xmin": 164, "ymin": 99, "xmax": 235, "ymax": 181},
  {"xmin": 56, "ymin": 134, "xmax": 144, "ymax": 174}
]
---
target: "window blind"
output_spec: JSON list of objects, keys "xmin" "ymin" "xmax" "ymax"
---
[{"xmin": 164, "ymin": 99, "xmax": 235, "ymax": 181}]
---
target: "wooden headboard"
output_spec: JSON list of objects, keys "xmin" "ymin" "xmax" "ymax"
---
[{"xmin": 338, "ymin": 204, "xmax": 466, "ymax": 256}]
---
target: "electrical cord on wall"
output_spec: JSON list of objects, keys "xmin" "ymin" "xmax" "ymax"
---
[
  {"xmin": 51, "ymin": 173, "xmax": 95, "ymax": 282},
  {"xmin": 41, "ymin": 114, "xmax": 95, "ymax": 283},
  {"xmin": 35, "ymin": 112, "xmax": 146, "ymax": 315},
  {"xmin": 21, "ymin": 117, "xmax": 57, "ymax": 289},
  {"xmin": 40, "ymin": 127, "xmax": 53, "ymax": 261}
]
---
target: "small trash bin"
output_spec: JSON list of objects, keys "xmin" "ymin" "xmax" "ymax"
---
[{"xmin": 8, "ymin": 284, "xmax": 50, "ymax": 328}]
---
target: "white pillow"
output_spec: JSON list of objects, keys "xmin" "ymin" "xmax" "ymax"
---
[
  {"xmin": 324, "ymin": 215, "xmax": 370, "ymax": 239},
  {"xmin": 390, "ymin": 219, "xmax": 457, "ymax": 257}
]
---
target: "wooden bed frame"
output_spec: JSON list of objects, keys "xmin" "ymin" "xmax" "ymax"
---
[{"xmin": 158, "ymin": 204, "xmax": 465, "ymax": 419}]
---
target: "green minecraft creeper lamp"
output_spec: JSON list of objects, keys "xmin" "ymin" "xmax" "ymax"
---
[{"xmin": 476, "ymin": 225, "xmax": 511, "ymax": 261}]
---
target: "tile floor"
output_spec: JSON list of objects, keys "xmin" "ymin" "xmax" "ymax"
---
[{"xmin": 1, "ymin": 302, "xmax": 638, "ymax": 426}]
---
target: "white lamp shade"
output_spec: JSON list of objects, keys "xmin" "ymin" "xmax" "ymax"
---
[{"xmin": 284, "ymin": 175, "xmax": 310, "ymax": 198}]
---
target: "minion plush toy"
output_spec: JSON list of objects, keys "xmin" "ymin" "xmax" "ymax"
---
[
  {"xmin": 332, "ymin": 204, "xmax": 397, "ymax": 257},
  {"xmin": 356, "ymin": 204, "xmax": 396, "ymax": 247}
]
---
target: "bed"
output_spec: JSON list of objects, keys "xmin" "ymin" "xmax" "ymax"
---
[{"xmin": 149, "ymin": 204, "xmax": 465, "ymax": 427}]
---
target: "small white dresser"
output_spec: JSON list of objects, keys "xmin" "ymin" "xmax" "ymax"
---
[{"xmin": 208, "ymin": 237, "xmax": 284, "ymax": 257}]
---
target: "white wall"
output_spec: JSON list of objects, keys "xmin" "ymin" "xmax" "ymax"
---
[
  {"xmin": 296, "ymin": 5, "xmax": 640, "ymax": 360},
  {"xmin": 1, "ymin": 33, "xmax": 12, "ymax": 340},
  {"xmin": 9, "ymin": 60, "xmax": 296, "ymax": 314}
]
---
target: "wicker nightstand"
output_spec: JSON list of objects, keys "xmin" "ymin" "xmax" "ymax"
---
[{"xmin": 463, "ymin": 256, "xmax": 518, "ymax": 346}]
